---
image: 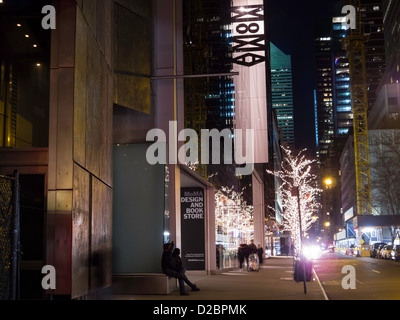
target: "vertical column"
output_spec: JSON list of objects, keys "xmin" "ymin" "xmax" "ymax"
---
[
  {"xmin": 207, "ymin": 187, "xmax": 217, "ymax": 274},
  {"xmin": 154, "ymin": 0, "xmax": 184, "ymax": 247},
  {"xmin": 47, "ymin": 0, "xmax": 76, "ymax": 296},
  {"xmin": 252, "ymin": 171, "xmax": 266, "ymax": 253}
]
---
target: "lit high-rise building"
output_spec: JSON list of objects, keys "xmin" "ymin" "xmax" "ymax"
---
[
  {"xmin": 183, "ymin": 0, "xmax": 236, "ymax": 184},
  {"xmin": 270, "ymin": 43, "xmax": 295, "ymax": 147},
  {"xmin": 314, "ymin": 18, "xmax": 334, "ymax": 159},
  {"xmin": 332, "ymin": 16, "xmax": 352, "ymax": 137}
]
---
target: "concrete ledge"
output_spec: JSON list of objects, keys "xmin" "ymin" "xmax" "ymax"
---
[{"xmin": 111, "ymin": 273, "xmax": 178, "ymax": 295}]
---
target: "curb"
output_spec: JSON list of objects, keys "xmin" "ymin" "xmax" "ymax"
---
[{"xmin": 312, "ymin": 268, "xmax": 329, "ymax": 300}]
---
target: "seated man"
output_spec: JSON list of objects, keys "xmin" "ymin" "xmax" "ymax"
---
[{"xmin": 161, "ymin": 242, "xmax": 200, "ymax": 295}]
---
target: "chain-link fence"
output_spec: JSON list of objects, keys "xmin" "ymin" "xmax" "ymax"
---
[{"xmin": 0, "ymin": 171, "xmax": 20, "ymax": 300}]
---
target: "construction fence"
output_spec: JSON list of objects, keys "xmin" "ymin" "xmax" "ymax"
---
[{"xmin": 0, "ymin": 171, "xmax": 20, "ymax": 300}]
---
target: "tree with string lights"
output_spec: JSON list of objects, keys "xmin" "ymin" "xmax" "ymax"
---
[
  {"xmin": 267, "ymin": 147, "xmax": 321, "ymax": 260},
  {"xmin": 215, "ymin": 186, "xmax": 254, "ymax": 253}
]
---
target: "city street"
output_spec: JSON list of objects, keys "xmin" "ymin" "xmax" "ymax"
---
[
  {"xmin": 1, "ymin": 0, "xmax": 400, "ymax": 303},
  {"xmin": 110, "ymin": 253, "xmax": 400, "ymax": 301},
  {"xmin": 111, "ymin": 257, "xmax": 325, "ymax": 300},
  {"xmin": 314, "ymin": 252, "xmax": 400, "ymax": 300}
]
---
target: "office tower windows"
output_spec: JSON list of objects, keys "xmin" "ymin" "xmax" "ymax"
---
[
  {"xmin": 382, "ymin": 0, "xmax": 400, "ymax": 84},
  {"xmin": 183, "ymin": 0, "xmax": 236, "ymax": 184},
  {"xmin": 360, "ymin": 0, "xmax": 386, "ymax": 112},
  {"xmin": 332, "ymin": 16, "xmax": 352, "ymax": 137},
  {"xmin": 270, "ymin": 43, "xmax": 295, "ymax": 147},
  {"xmin": 314, "ymin": 18, "xmax": 334, "ymax": 159}
]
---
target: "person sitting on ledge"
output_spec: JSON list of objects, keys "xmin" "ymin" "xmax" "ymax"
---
[{"xmin": 161, "ymin": 242, "xmax": 200, "ymax": 296}]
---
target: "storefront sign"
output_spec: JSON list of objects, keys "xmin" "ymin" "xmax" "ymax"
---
[
  {"xmin": 180, "ymin": 187, "xmax": 205, "ymax": 270},
  {"xmin": 344, "ymin": 207, "xmax": 354, "ymax": 221},
  {"xmin": 336, "ymin": 229, "xmax": 347, "ymax": 241}
]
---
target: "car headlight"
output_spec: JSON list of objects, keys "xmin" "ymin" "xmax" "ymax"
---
[{"xmin": 303, "ymin": 245, "xmax": 321, "ymax": 260}]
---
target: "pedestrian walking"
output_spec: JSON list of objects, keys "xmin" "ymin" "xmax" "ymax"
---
[
  {"xmin": 257, "ymin": 244, "xmax": 263, "ymax": 264},
  {"xmin": 238, "ymin": 243, "xmax": 249, "ymax": 270},
  {"xmin": 248, "ymin": 240, "xmax": 257, "ymax": 254}
]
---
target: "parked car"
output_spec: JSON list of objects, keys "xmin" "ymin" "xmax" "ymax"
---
[
  {"xmin": 391, "ymin": 245, "xmax": 400, "ymax": 261},
  {"xmin": 380, "ymin": 245, "xmax": 394, "ymax": 259},
  {"xmin": 371, "ymin": 243, "xmax": 386, "ymax": 258},
  {"xmin": 376, "ymin": 243, "xmax": 387, "ymax": 259}
]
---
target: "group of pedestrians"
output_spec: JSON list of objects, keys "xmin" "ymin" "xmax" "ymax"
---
[{"xmin": 237, "ymin": 240, "xmax": 264, "ymax": 270}]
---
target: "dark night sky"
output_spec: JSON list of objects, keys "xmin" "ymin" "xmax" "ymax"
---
[{"xmin": 268, "ymin": 0, "xmax": 341, "ymax": 152}]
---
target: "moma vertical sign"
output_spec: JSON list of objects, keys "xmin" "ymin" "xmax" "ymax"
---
[
  {"xmin": 181, "ymin": 187, "xmax": 205, "ymax": 270},
  {"xmin": 231, "ymin": 0, "xmax": 269, "ymax": 164}
]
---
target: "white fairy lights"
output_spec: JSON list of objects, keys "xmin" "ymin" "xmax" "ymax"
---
[
  {"xmin": 267, "ymin": 147, "xmax": 321, "ymax": 259},
  {"xmin": 215, "ymin": 186, "xmax": 254, "ymax": 252}
]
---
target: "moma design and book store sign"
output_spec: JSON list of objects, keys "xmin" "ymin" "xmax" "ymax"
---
[{"xmin": 181, "ymin": 187, "xmax": 205, "ymax": 270}]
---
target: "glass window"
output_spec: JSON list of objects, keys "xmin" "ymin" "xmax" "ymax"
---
[{"xmin": 388, "ymin": 97, "xmax": 398, "ymax": 105}]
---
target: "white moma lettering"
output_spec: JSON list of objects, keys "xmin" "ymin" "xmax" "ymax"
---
[{"xmin": 231, "ymin": 5, "xmax": 266, "ymax": 67}]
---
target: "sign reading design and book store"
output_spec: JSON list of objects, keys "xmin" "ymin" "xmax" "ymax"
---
[{"xmin": 180, "ymin": 187, "xmax": 205, "ymax": 270}]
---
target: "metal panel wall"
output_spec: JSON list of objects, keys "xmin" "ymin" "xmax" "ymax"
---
[{"xmin": 47, "ymin": 0, "xmax": 113, "ymax": 298}]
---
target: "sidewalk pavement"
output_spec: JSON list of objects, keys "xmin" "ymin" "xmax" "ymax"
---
[{"xmin": 110, "ymin": 257, "xmax": 327, "ymax": 300}]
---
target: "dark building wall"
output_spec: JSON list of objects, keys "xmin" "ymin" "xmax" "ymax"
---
[
  {"xmin": 47, "ymin": 0, "xmax": 113, "ymax": 298},
  {"xmin": 112, "ymin": 1, "xmax": 154, "ymax": 145},
  {"xmin": 382, "ymin": 0, "xmax": 400, "ymax": 84},
  {"xmin": 112, "ymin": 1, "xmax": 154, "ymax": 144},
  {"xmin": 360, "ymin": 0, "xmax": 386, "ymax": 112}
]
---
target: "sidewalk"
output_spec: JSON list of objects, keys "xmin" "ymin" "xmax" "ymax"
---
[{"xmin": 110, "ymin": 257, "xmax": 326, "ymax": 300}]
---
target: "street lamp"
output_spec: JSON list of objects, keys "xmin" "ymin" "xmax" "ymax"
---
[{"xmin": 323, "ymin": 177, "xmax": 335, "ymax": 192}]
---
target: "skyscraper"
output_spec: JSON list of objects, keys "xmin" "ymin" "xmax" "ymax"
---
[
  {"xmin": 314, "ymin": 18, "xmax": 334, "ymax": 160},
  {"xmin": 360, "ymin": 0, "xmax": 386, "ymax": 112},
  {"xmin": 368, "ymin": 0, "xmax": 400, "ymax": 130},
  {"xmin": 332, "ymin": 16, "xmax": 352, "ymax": 137},
  {"xmin": 270, "ymin": 43, "xmax": 295, "ymax": 147},
  {"xmin": 313, "ymin": 15, "xmax": 349, "ymax": 244},
  {"xmin": 382, "ymin": 0, "xmax": 400, "ymax": 85},
  {"xmin": 314, "ymin": 14, "xmax": 354, "ymax": 154},
  {"xmin": 183, "ymin": 0, "xmax": 236, "ymax": 186}
]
